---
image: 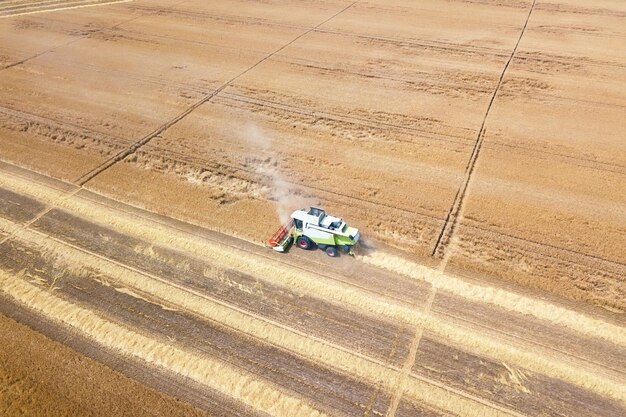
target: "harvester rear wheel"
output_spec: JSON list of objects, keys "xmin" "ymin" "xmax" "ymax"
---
[
  {"xmin": 325, "ymin": 246, "xmax": 339, "ymax": 257},
  {"xmin": 296, "ymin": 236, "xmax": 314, "ymax": 250}
]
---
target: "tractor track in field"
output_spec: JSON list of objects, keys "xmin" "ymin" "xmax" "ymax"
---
[
  {"xmin": 216, "ymin": 92, "xmax": 475, "ymax": 144},
  {"xmin": 215, "ymin": 92, "xmax": 626, "ymax": 173},
  {"xmin": 432, "ymin": 0, "xmax": 537, "ymax": 261}
]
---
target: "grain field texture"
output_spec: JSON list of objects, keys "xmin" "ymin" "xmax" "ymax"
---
[{"xmin": 0, "ymin": 0, "xmax": 624, "ymax": 416}]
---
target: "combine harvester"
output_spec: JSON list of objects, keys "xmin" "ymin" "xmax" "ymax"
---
[{"xmin": 268, "ymin": 207, "xmax": 360, "ymax": 257}]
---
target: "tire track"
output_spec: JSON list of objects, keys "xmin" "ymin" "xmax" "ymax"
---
[
  {"xmin": 217, "ymin": 92, "xmax": 474, "ymax": 144},
  {"xmin": 387, "ymin": 287, "xmax": 439, "ymax": 417},
  {"xmin": 432, "ymin": 0, "xmax": 537, "ymax": 262}
]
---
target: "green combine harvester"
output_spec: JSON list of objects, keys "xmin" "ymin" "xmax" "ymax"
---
[{"xmin": 267, "ymin": 207, "xmax": 360, "ymax": 257}]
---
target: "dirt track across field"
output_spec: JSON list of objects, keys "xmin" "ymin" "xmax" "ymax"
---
[
  {"xmin": 0, "ymin": 0, "xmax": 625, "ymax": 415},
  {"xmin": 0, "ymin": 161, "xmax": 624, "ymax": 416}
]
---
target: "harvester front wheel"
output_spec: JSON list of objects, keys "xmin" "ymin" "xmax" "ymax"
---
[
  {"xmin": 325, "ymin": 246, "xmax": 339, "ymax": 257},
  {"xmin": 296, "ymin": 236, "xmax": 314, "ymax": 250}
]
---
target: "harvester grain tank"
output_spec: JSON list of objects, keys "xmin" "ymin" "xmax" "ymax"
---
[{"xmin": 267, "ymin": 207, "xmax": 360, "ymax": 257}]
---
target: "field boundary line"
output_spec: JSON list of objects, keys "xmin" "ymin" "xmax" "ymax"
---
[
  {"xmin": 75, "ymin": 0, "xmax": 363, "ymax": 186},
  {"xmin": 432, "ymin": 0, "xmax": 537, "ymax": 264}
]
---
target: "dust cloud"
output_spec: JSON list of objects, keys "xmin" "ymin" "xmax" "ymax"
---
[{"xmin": 243, "ymin": 124, "xmax": 309, "ymax": 225}]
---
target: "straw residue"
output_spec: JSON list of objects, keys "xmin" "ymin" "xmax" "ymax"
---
[
  {"xmin": 0, "ymin": 270, "xmax": 327, "ymax": 417},
  {"xmin": 362, "ymin": 252, "xmax": 626, "ymax": 347}
]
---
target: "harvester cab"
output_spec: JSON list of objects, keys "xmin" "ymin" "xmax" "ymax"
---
[{"xmin": 267, "ymin": 207, "xmax": 360, "ymax": 257}]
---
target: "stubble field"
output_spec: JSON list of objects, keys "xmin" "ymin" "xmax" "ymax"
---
[{"xmin": 0, "ymin": 0, "xmax": 624, "ymax": 416}]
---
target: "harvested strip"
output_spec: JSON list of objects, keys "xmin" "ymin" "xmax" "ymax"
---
[
  {"xmin": 0, "ymin": 167, "xmax": 73, "ymax": 203},
  {"xmin": 33, "ymin": 208, "xmax": 414, "ymax": 364},
  {"xmin": 12, "ymin": 226, "xmax": 402, "ymax": 386},
  {"xmin": 362, "ymin": 251, "xmax": 626, "ymax": 347},
  {"xmin": 0, "ymin": 271, "xmax": 329, "ymax": 417},
  {"xmin": 0, "ymin": 187, "xmax": 45, "ymax": 223},
  {"xmin": 432, "ymin": 292, "xmax": 625, "ymax": 375},
  {"xmin": 414, "ymin": 335, "xmax": 626, "ymax": 417},
  {"xmin": 7, "ymin": 227, "xmax": 518, "ymax": 416},
  {"xmin": 0, "ymin": 239, "xmax": 389, "ymax": 417}
]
